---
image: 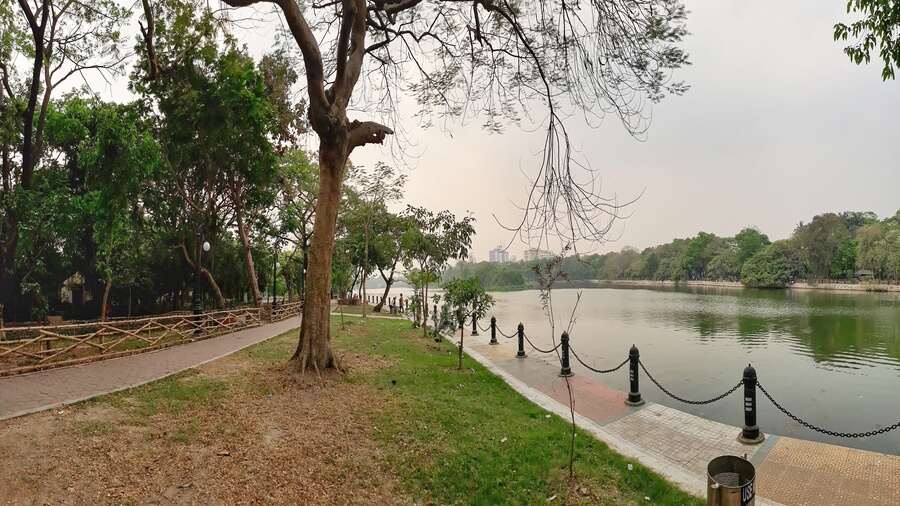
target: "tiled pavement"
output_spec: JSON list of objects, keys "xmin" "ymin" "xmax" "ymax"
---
[
  {"xmin": 0, "ymin": 316, "xmax": 301, "ymax": 421},
  {"xmin": 467, "ymin": 338, "xmax": 900, "ymax": 506}
]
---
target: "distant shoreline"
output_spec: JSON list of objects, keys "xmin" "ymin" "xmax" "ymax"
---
[{"xmin": 480, "ymin": 279, "xmax": 900, "ymax": 294}]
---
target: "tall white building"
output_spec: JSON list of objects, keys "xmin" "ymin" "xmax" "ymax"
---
[{"xmin": 488, "ymin": 246, "xmax": 509, "ymax": 263}]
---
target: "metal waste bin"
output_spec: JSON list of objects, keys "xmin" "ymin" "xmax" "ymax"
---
[{"xmin": 707, "ymin": 455, "xmax": 755, "ymax": 506}]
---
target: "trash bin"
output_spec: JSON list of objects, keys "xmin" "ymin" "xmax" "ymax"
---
[{"xmin": 707, "ymin": 455, "xmax": 755, "ymax": 506}]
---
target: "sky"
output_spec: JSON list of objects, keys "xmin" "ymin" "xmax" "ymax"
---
[{"xmin": 94, "ymin": 0, "xmax": 900, "ymax": 261}]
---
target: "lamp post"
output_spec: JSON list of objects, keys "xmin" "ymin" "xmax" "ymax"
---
[
  {"xmin": 272, "ymin": 243, "xmax": 278, "ymax": 309},
  {"xmin": 193, "ymin": 229, "xmax": 211, "ymax": 334}
]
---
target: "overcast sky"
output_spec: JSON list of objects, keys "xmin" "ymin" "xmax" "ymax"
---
[{"xmin": 97, "ymin": 0, "xmax": 899, "ymax": 261}]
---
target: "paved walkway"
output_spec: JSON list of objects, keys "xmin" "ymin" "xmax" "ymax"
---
[
  {"xmin": 0, "ymin": 317, "xmax": 301, "ymax": 421},
  {"xmin": 465, "ymin": 337, "xmax": 900, "ymax": 506}
]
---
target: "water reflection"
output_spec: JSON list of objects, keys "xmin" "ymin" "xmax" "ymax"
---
[{"xmin": 612, "ymin": 286, "xmax": 900, "ymax": 371}]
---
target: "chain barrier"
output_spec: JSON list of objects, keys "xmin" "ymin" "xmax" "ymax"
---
[
  {"xmin": 473, "ymin": 316, "xmax": 899, "ymax": 439},
  {"xmin": 639, "ymin": 359, "xmax": 743, "ymax": 405},
  {"xmin": 568, "ymin": 346, "xmax": 629, "ymax": 374},
  {"xmin": 522, "ymin": 332, "xmax": 562, "ymax": 354},
  {"xmin": 757, "ymin": 381, "xmax": 900, "ymax": 438},
  {"xmin": 495, "ymin": 325, "xmax": 517, "ymax": 339},
  {"xmin": 477, "ymin": 321, "xmax": 491, "ymax": 333}
]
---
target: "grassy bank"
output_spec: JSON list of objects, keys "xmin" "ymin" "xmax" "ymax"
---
[{"xmin": 0, "ymin": 316, "xmax": 700, "ymax": 504}]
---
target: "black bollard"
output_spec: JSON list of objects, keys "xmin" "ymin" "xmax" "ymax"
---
[
  {"xmin": 471, "ymin": 313, "xmax": 479, "ymax": 336},
  {"xmin": 489, "ymin": 317, "xmax": 498, "ymax": 345},
  {"xmin": 739, "ymin": 364, "xmax": 765, "ymax": 444},
  {"xmin": 625, "ymin": 345, "xmax": 645, "ymax": 406},
  {"xmin": 516, "ymin": 323, "xmax": 526, "ymax": 358},
  {"xmin": 559, "ymin": 331, "xmax": 573, "ymax": 377}
]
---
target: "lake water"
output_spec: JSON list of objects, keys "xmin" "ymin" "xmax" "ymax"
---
[{"xmin": 472, "ymin": 286, "xmax": 900, "ymax": 455}]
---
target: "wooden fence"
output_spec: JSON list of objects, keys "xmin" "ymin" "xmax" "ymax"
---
[
  {"xmin": 0, "ymin": 307, "xmax": 263, "ymax": 377},
  {"xmin": 269, "ymin": 301, "xmax": 303, "ymax": 323}
]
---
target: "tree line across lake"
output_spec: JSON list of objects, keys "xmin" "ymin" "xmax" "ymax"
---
[{"xmin": 445, "ymin": 210, "xmax": 900, "ymax": 290}]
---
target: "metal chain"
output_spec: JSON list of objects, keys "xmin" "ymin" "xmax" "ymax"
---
[
  {"xmin": 477, "ymin": 321, "xmax": 491, "ymax": 333},
  {"xmin": 569, "ymin": 346, "xmax": 629, "ymax": 374},
  {"xmin": 757, "ymin": 381, "xmax": 900, "ymax": 438},
  {"xmin": 639, "ymin": 359, "xmax": 743, "ymax": 405},
  {"xmin": 522, "ymin": 332, "xmax": 562, "ymax": 354},
  {"xmin": 495, "ymin": 325, "xmax": 517, "ymax": 339}
]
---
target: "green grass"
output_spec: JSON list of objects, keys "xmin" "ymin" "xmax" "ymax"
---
[
  {"xmin": 75, "ymin": 317, "xmax": 698, "ymax": 504},
  {"xmin": 97, "ymin": 369, "xmax": 229, "ymax": 423},
  {"xmin": 334, "ymin": 316, "xmax": 701, "ymax": 505},
  {"xmin": 334, "ymin": 304, "xmax": 400, "ymax": 317}
]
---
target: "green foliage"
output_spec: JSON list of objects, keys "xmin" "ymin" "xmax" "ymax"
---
[
  {"xmin": 740, "ymin": 242, "xmax": 801, "ymax": 288},
  {"xmin": 735, "ymin": 227, "xmax": 770, "ymax": 264},
  {"xmin": 442, "ymin": 277, "xmax": 495, "ymax": 324},
  {"xmin": 834, "ymin": 0, "xmax": 900, "ymax": 80}
]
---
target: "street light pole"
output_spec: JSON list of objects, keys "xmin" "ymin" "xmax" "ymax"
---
[
  {"xmin": 272, "ymin": 243, "xmax": 278, "ymax": 309},
  {"xmin": 193, "ymin": 229, "xmax": 202, "ymax": 316}
]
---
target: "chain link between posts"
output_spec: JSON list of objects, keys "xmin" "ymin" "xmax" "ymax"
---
[
  {"xmin": 568, "ymin": 345, "xmax": 629, "ymax": 374},
  {"xmin": 495, "ymin": 325, "xmax": 517, "ymax": 339},
  {"xmin": 757, "ymin": 381, "xmax": 900, "ymax": 438},
  {"xmin": 470, "ymin": 315, "xmax": 900, "ymax": 439},
  {"xmin": 639, "ymin": 359, "xmax": 743, "ymax": 405},
  {"xmin": 522, "ymin": 332, "xmax": 562, "ymax": 354}
]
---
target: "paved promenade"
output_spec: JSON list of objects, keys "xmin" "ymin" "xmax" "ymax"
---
[
  {"xmin": 466, "ymin": 337, "xmax": 900, "ymax": 506},
  {"xmin": 0, "ymin": 316, "xmax": 301, "ymax": 421}
]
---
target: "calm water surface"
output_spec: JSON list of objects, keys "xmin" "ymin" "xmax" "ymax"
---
[{"xmin": 482, "ymin": 286, "xmax": 900, "ymax": 455}]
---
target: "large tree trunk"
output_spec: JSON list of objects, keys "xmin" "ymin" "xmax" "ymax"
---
[
  {"xmin": 202, "ymin": 268, "xmax": 226, "ymax": 309},
  {"xmin": 233, "ymin": 187, "xmax": 262, "ymax": 306},
  {"xmin": 99, "ymin": 278, "xmax": 112, "ymax": 321},
  {"xmin": 373, "ymin": 262, "xmax": 396, "ymax": 313},
  {"xmin": 290, "ymin": 143, "xmax": 346, "ymax": 372},
  {"xmin": 179, "ymin": 242, "xmax": 226, "ymax": 309}
]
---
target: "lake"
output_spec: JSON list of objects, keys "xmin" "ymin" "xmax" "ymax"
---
[{"xmin": 477, "ymin": 285, "xmax": 900, "ymax": 455}]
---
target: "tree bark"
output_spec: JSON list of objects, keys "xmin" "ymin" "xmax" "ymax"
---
[
  {"xmin": 290, "ymin": 142, "xmax": 347, "ymax": 372},
  {"xmin": 233, "ymin": 184, "xmax": 262, "ymax": 306},
  {"xmin": 373, "ymin": 261, "xmax": 397, "ymax": 312},
  {"xmin": 99, "ymin": 278, "xmax": 112, "ymax": 321},
  {"xmin": 179, "ymin": 242, "xmax": 226, "ymax": 309},
  {"xmin": 362, "ymin": 220, "xmax": 368, "ymax": 319}
]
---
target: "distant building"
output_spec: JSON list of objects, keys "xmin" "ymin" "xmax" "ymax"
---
[
  {"xmin": 524, "ymin": 248, "xmax": 554, "ymax": 261},
  {"xmin": 488, "ymin": 246, "xmax": 509, "ymax": 263}
]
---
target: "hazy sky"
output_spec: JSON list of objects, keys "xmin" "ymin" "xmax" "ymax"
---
[{"xmin": 96, "ymin": 0, "xmax": 899, "ymax": 261}]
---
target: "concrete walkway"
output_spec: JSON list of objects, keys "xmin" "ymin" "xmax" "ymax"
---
[
  {"xmin": 0, "ymin": 316, "xmax": 300, "ymax": 421},
  {"xmin": 465, "ymin": 337, "xmax": 900, "ymax": 506}
]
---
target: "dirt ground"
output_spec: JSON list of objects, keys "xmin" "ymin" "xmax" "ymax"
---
[{"xmin": 0, "ymin": 341, "xmax": 410, "ymax": 505}]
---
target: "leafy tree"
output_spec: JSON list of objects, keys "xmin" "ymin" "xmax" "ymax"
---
[
  {"xmin": 678, "ymin": 232, "xmax": 716, "ymax": 280},
  {"xmin": 735, "ymin": 227, "xmax": 770, "ymax": 265},
  {"xmin": 442, "ymin": 277, "xmax": 494, "ymax": 369},
  {"xmin": 275, "ymin": 149, "xmax": 319, "ymax": 299},
  {"xmin": 740, "ymin": 241, "xmax": 802, "ymax": 288},
  {"xmin": 1, "ymin": 0, "xmax": 127, "ymax": 320},
  {"xmin": 834, "ymin": 0, "xmax": 900, "ymax": 80},
  {"xmin": 830, "ymin": 239, "xmax": 858, "ymax": 279},
  {"xmin": 46, "ymin": 98, "xmax": 162, "ymax": 319},
  {"xmin": 707, "ymin": 247, "xmax": 741, "ymax": 281},
  {"xmin": 794, "ymin": 213, "xmax": 851, "ymax": 281},
  {"xmin": 134, "ymin": 4, "xmax": 280, "ymax": 309},
  {"xmin": 403, "ymin": 207, "xmax": 475, "ymax": 337},
  {"xmin": 346, "ymin": 162, "xmax": 405, "ymax": 318},
  {"xmin": 217, "ymin": 0, "xmax": 689, "ymax": 373}
]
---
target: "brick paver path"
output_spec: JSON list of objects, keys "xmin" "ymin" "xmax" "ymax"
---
[{"xmin": 0, "ymin": 316, "xmax": 300, "ymax": 421}]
